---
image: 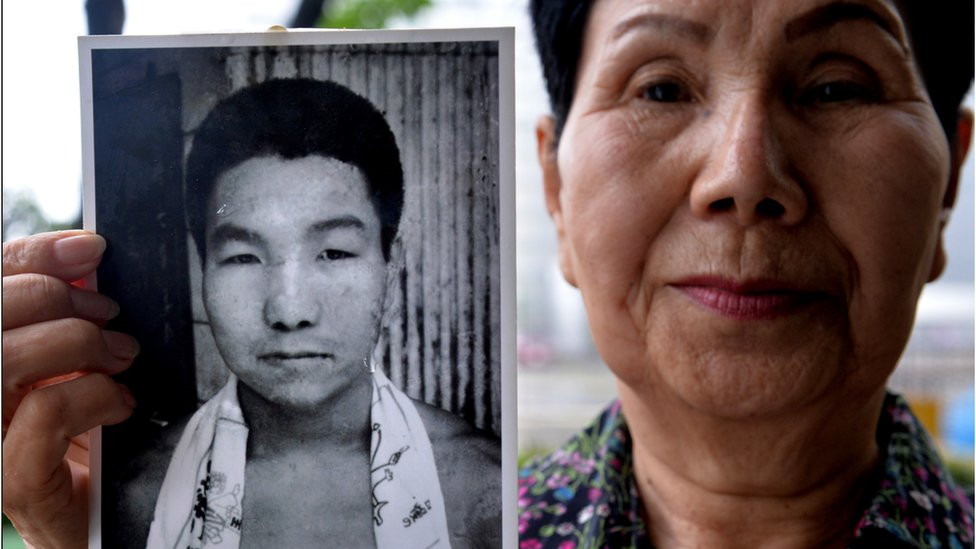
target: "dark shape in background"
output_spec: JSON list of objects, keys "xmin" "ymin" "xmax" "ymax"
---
[{"xmin": 86, "ymin": 0, "xmax": 125, "ymax": 34}]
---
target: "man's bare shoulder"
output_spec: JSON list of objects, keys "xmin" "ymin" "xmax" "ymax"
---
[
  {"xmin": 107, "ymin": 414, "xmax": 190, "ymax": 548},
  {"xmin": 413, "ymin": 399, "xmax": 500, "ymax": 469},
  {"xmin": 413, "ymin": 399, "xmax": 501, "ymax": 548}
]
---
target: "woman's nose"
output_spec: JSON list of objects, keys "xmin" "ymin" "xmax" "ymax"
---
[
  {"xmin": 263, "ymin": 263, "xmax": 321, "ymax": 331},
  {"xmin": 689, "ymin": 97, "xmax": 808, "ymax": 226}
]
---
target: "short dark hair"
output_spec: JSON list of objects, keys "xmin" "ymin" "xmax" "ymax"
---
[
  {"xmin": 530, "ymin": 0, "xmax": 974, "ymax": 142},
  {"xmin": 185, "ymin": 78, "xmax": 404, "ymax": 261}
]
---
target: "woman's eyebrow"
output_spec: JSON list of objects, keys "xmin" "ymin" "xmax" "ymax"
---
[
  {"xmin": 784, "ymin": 1, "xmax": 907, "ymax": 51},
  {"xmin": 609, "ymin": 12, "xmax": 713, "ymax": 45}
]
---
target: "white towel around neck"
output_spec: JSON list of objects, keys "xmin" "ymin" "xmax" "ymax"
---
[{"xmin": 145, "ymin": 370, "xmax": 451, "ymax": 549}]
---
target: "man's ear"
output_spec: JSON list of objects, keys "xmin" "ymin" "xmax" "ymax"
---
[
  {"xmin": 537, "ymin": 115, "xmax": 577, "ymax": 287},
  {"xmin": 928, "ymin": 108, "xmax": 973, "ymax": 282}
]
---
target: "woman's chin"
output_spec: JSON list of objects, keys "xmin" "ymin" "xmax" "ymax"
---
[
  {"xmin": 612, "ymin": 341, "xmax": 850, "ymax": 420},
  {"xmin": 666, "ymin": 357, "xmax": 839, "ymax": 420},
  {"xmin": 636, "ymin": 297, "xmax": 856, "ymax": 418}
]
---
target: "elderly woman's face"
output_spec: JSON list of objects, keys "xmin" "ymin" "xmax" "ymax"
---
[{"xmin": 543, "ymin": 0, "xmax": 957, "ymax": 417}]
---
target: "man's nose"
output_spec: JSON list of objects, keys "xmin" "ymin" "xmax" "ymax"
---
[
  {"xmin": 689, "ymin": 96, "xmax": 807, "ymax": 226},
  {"xmin": 263, "ymin": 262, "xmax": 321, "ymax": 331}
]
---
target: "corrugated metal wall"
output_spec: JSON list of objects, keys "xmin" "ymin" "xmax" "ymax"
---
[{"xmin": 186, "ymin": 42, "xmax": 501, "ymax": 435}]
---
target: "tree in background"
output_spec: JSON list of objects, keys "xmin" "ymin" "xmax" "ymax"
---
[{"xmin": 318, "ymin": 0, "xmax": 430, "ymax": 28}]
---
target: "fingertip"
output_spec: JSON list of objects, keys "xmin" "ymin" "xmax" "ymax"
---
[
  {"xmin": 101, "ymin": 331, "xmax": 140, "ymax": 361},
  {"xmin": 69, "ymin": 288, "xmax": 120, "ymax": 321},
  {"xmin": 3, "ymin": 231, "xmax": 105, "ymax": 280},
  {"xmin": 52, "ymin": 233, "xmax": 106, "ymax": 266},
  {"xmin": 105, "ymin": 383, "xmax": 137, "ymax": 427},
  {"xmin": 118, "ymin": 384, "xmax": 137, "ymax": 409}
]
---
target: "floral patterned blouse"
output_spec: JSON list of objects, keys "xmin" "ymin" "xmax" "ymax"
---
[{"xmin": 518, "ymin": 393, "xmax": 973, "ymax": 549}]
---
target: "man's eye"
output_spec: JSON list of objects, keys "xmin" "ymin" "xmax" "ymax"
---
[
  {"xmin": 641, "ymin": 81, "xmax": 688, "ymax": 103},
  {"xmin": 320, "ymin": 249, "xmax": 354, "ymax": 260},
  {"xmin": 222, "ymin": 254, "xmax": 260, "ymax": 265},
  {"xmin": 797, "ymin": 81, "xmax": 878, "ymax": 105}
]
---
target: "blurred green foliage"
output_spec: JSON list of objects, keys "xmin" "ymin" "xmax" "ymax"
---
[
  {"xmin": 518, "ymin": 446, "xmax": 552, "ymax": 470},
  {"xmin": 318, "ymin": 0, "xmax": 431, "ymax": 29},
  {"xmin": 946, "ymin": 456, "xmax": 975, "ymax": 491}
]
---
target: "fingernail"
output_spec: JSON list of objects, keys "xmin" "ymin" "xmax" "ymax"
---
[
  {"xmin": 103, "ymin": 331, "xmax": 140, "ymax": 360},
  {"xmin": 53, "ymin": 234, "xmax": 106, "ymax": 265},
  {"xmin": 119, "ymin": 385, "xmax": 137, "ymax": 408},
  {"xmin": 70, "ymin": 288, "xmax": 120, "ymax": 320}
]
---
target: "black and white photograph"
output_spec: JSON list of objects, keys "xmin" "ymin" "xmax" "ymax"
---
[{"xmin": 80, "ymin": 28, "xmax": 514, "ymax": 549}]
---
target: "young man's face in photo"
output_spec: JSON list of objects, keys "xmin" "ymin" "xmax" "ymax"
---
[{"xmin": 201, "ymin": 154, "xmax": 388, "ymax": 410}]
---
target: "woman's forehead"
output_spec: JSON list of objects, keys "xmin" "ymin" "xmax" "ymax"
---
[
  {"xmin": 582, "ymin": 0, "xmax": 908, "ymax": 46},
  {"xmin": 570, "ymin": 0, "xmax": 919, "ymax": 106}
]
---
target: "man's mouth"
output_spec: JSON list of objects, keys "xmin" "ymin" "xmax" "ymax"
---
[{"xmin": 258, "ymin": 351, "xmax": 334, "ymax": 363}]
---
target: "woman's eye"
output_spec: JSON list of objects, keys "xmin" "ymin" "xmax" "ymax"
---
[
  {"xmin": 320, "ymin": 249, "xmax": 354, "ymax": 260},
  {"xmin": 798, "ymin": 81, "xmax": 878, "ymax": 106},
  {"xmin": 641, "ymin": 81, "xmax": 688, "ymax": 103},
  {"xmin": 221, "ymin": 254, "xmax": 260, "ymax": 265}
]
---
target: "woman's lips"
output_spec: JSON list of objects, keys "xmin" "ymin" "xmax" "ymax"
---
[{"xmin": 671, "ymin": 277, "xmax": 824, "ymax": 320}]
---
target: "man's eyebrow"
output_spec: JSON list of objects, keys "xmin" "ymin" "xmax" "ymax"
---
[
  {"xmin": 308, "ymin": 216, "xmax": 367, "ymax": 235},
  {"xmin": 209, "ymin": 223, "xmax": 262, "ymax": 247},
  {"xmin": 784, "ymin": 1, "xmax": 906, "ymax": 49},
  {"xmin": 609, "ymin": 12, "xmax": 712, "ymax": 45}
]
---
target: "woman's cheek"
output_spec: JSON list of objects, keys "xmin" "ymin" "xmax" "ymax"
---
[
  {"xmin": 826, "ymin": 114, "xmax": 946, "ymax": 291},
  {"xmin": 561, "ymin": 180, "xmax": 670, "ymax": 380}
]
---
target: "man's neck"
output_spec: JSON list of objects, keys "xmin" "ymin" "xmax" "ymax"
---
[
  {"xmin": 617, "ymin": 382, "xmax": 884, "ymax": 549},
  {"xmin": 237, "ymin": 373, "xmax": 373, "ymax": 457}
]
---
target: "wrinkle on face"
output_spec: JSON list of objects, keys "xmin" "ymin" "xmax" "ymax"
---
[{"xmin": 550, "ymin": 0, "xmax": 951, "ymax": 419}]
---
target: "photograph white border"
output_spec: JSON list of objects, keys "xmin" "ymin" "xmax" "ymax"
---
[{"xmin": 79, "ymin": 26, "xmax": 516, "ymax": 549}]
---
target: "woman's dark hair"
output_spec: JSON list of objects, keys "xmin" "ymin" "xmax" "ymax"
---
[
  {"xmin": 530, "ymin": 0, "xmax": 974, "ymax": 142},
  {"xmin": 185, "ymin": 78, "xmax": 404, "ymax": 261}
]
